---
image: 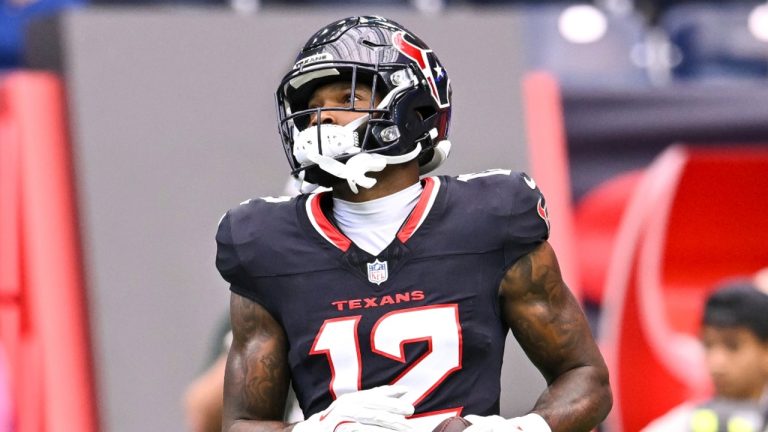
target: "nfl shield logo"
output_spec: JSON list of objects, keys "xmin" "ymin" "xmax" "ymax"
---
[{"xmin": 367, "ymin": 259, "xmax": 388, "ymax": 285}]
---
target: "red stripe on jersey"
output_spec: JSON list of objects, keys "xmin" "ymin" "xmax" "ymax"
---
[
  {"xmin": 397, "ymin": 177, "xmax": 438, "ymax": 243},
  {"xmin": 309, "ymin": 193, "xmax": 352, "ymax": 252}
]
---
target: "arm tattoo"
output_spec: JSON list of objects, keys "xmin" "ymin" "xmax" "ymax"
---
[
  {"xmin": 224, "ymin": 293, "xmax": 292, "ymax": 432},
  {"xmin": 502, "ymin": 247, "xmax": 583, "ymax": 374},
  {"xmin": 500, "ymin": 242, "xmax": 612, "ymax": 432}
]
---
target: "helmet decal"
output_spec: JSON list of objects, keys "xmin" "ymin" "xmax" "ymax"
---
[
  {"xmin": 293, "ymin": 52, "xmax": 333, "ymax": 70},
  {"xmin": 392, "ymin": 31, "xmax": 450, "ymax": 108}
]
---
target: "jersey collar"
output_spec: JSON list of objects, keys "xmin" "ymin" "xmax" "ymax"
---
[{"xmin": 305, "ymin": 177, "xmax": 441, "ymax": 252}]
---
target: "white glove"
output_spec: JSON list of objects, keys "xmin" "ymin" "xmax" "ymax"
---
[
  {"xmin": 293, "ymin": 385, "xmax": 415, "ymax": 432},
  {"xmin": 464, "ymin": 414, "xmax": 551, "ymax": 432}
]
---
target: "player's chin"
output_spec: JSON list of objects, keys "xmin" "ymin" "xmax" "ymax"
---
[{"xmin": 711, "ymin": 378, "xmax": 735, "ymax": 396}]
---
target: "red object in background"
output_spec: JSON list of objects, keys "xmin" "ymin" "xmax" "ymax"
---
[
  {"xmin": 0, "ymin": 72, "xmax": 99, "ymax": 431},
  {"xmin": 522, "ymin": 72, "xmax": 581, "ymax": 299},
  {"xmin": 598, "ymin": 145, "xmax": 768, "ymax": 432},
  {"xmin": 574, "ymin": 171, "xmax": 643, "ymax": 305}
]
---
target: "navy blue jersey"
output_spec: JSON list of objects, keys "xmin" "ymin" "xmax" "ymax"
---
[{"xmin": 216, "ymin": 170, "xmax": 550, "ymax": 428}]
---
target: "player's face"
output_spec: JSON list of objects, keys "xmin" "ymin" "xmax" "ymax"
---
[
  {"xmin": 307, "ymin": 81, "xmax": 380, "ymax": 128},
  {"xmin": 701, "ymin": 325, "xmax": 768, "ymax": 400}
]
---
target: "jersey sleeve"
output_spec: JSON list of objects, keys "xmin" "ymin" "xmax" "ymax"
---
[
  {"xmin": 215, "ymin": 197, "xmax": 309, "ymax": 318},
  {"xmin": 502, "ymin": 172, "xmax": 550, "ymax": 268},
  {"xmin": 215, "ymin": 209, "xmax": 265, "ymax": 306},
  {"xmin": 215, "ymin": 211, "xmax": 247, "ymax": 287}
]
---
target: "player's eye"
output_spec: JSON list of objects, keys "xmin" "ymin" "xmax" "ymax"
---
[{"xmin": 340, "ymin": 92, "xmax": 354, "ymax": 105}]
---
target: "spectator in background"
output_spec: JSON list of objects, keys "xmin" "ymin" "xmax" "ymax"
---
[
  {"xmin": 182, "ymin": 314, "xmax": 303, "ymax": 432},
  {"xmin": 182, "ymin": 316, "xmax": 231, "ymax": 432},
  {"xmin": 183, "ymin": 352, "xmax": 227, "ymax": 432},
  {"xmin": 642, "ymin": 274, "xmax": 768, "ymax": 432}
]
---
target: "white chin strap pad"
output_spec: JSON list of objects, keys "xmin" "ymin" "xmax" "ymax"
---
[
  {"xmin": 293, "ymin": 122, "xmax": 363, "ymax": 166},
  {"xmin": 293, "ymin": 116, "xmax": 424, "ymax": 193},
  {"xmin": 303, "ymin": 143, "xmax": 422, "ymax": 194},
  {"xmin": 306, "ymin": 151, "xmax": 386, "ymax": 194}
]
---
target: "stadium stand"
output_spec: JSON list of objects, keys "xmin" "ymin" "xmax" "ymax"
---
[
  {"xmin": 0, "ymin": 0, "xmax": 84, "ymax": 68},
  {"xmin": 521, "ymin": 4, "xmax": 650, "ymax": 88},
  {"xmin": 660, "ymin": 3, "xmax": 768, "ymax": 82}
]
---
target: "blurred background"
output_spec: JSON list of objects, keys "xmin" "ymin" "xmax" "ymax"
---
[{"xmin": 2, "ymin": 0, "xmax": 768, "ymax": 431}]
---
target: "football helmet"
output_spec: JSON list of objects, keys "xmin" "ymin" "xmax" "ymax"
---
[{"xmin": 276, "ymin": 16, "xmax": 452, "ymax": 192}]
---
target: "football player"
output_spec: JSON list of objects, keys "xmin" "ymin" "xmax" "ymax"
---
[{"xmin": 216, "ymin": 16, "xmax": 612, "ymax": 432}]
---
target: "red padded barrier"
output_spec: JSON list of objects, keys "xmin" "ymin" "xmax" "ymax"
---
[
  {"xmin": 0, "ymin": 345, "xmax": 12, "ymax": 430},
  {"xmin": 660, "ymin": 149, "xmax": 768, "ymax": 334},
  {"xmin": 0, "ymin": 74, "xmax": 24, "ymax": 431},
  {"xmin": 0, "ymin": 72, "xmax": 98, "ymax": 432},
  {"xmin": 599, "ymin": 146, "xmax": 768, "ymax": 432},
  {"xmin": 574, "ymin": 171, "xmax": 643, "ymax": 304},
  {"xmin": 0, "ymin": 108, "xmax": 21, "ymax": 303}
]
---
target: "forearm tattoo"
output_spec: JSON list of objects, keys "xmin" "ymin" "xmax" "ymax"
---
[
  {"xmin": 224, "ymin": 294, "xmax": 291, "ymax": 431},
  {"xmin": 243, "ymin": 352, "xmax": 285, "ymax": 411}
]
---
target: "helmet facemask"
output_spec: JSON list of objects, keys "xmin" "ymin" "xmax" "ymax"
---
[{"xmin": 277, "ymin": 61, "xmax": 427, "ymax": 192}]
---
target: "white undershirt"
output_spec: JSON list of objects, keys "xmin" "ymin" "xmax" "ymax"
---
[{"xmin": 332, "ymin": 182, "xmax": 423, "ymax": 256}]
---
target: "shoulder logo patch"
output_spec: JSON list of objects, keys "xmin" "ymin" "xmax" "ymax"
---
[{"xmin": 537, "ymin": 197, "xmax": 550, "ymax": 232}]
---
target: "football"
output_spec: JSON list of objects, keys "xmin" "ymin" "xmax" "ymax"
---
[{"xmin": 432, "ymin": 416, "xmax": 472, "ymax": 432}]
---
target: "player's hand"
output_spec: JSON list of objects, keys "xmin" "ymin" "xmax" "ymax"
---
[
  {"xmin": 464, "ymin": 414, "xmax": 551, "ymax": 432},
  {"xmin": 293, "ymin": 385, "xmax": 415, "ymax": 432}
]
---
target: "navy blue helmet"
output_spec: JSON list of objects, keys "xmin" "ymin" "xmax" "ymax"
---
[{"xmin": 276, "ymin": 16, "xmax": 452, "ymax": 190}]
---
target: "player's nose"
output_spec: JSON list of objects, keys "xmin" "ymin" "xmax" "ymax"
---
[{"xmin": 309, "ymin": 110, "xmax": 338, "ymax": 127}]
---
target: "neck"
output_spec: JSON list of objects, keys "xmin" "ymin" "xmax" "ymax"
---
[{"xmin": 332, "ymin": 161, "xmax": 420, "ymax": 202}]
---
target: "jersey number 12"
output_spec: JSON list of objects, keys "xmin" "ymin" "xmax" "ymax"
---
[{"xmin": 310, "ymin": 305, "xmax": 463, "ymax": 425}]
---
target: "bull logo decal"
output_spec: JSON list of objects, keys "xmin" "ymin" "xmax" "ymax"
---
[{"xmin": 392, "ymin": 31, "xmax": 450, "ymax": 109}]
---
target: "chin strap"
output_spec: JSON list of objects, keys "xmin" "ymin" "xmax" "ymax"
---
[
  {"xmin": 305, "ymin": 151, "xmax": 386, "ymax": 194},
  {"xmin": 292, "ymin": 171, "xmax": 320, "ymax": 194},
  {"xmin": 419, "ymin": 139, "xmax": 451, "ymax": 175},
  {"xmin": 303, "ymin": 143, "xmax": 422, "ymax": 194},
  {"xmin": 417, "ymin": 128, "xmax": 451, "ymax": 175}
]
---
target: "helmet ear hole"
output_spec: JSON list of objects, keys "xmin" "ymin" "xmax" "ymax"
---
[
  {"xmin": 415, "ymin": 106, "xmax": 437, "ymax": 121},
  {"xmin": 417, "ymin": 148, "xmax": 435, "ymax": 166}
]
